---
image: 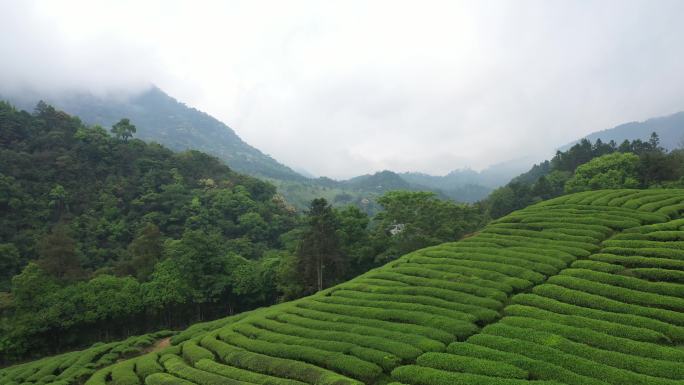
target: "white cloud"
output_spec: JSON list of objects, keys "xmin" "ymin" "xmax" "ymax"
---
[{"xmin": 2, "ymin": 0, "xmax": 684, "ymax": 178}]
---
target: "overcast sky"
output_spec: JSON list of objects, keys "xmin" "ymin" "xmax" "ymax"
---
[{"xmin": 1, "ymin": 0, "xmax": 684, "ymax": 178}]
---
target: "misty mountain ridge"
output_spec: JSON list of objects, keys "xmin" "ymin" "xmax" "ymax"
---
[
  {"xmin": 2, "ymin": 86, "xmax": 307, "ymax": 182},
  {"xmin": 0, "ymin": 86, "xmax": 520, "ymax": 204},
  {"xmin": 560, "ymin": 110, "xmax": 684, "ymax": 151}
]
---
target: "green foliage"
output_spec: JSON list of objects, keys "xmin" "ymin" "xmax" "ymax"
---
[{"xmin": 565, "ymin": 152, "xmax": 640, "ymax": 192}]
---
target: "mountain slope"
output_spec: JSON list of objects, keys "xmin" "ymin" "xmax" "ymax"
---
[
  {"xmin": 3, "ymin": 87, "xmax": 306, "ymax": 181},
  {"xmin": 561, "ymin": 111, "xmax": 684, "ymax": 151},
  {"xmin": 4, "ymin": 189, "xmax": 684, "ymax": 385}
]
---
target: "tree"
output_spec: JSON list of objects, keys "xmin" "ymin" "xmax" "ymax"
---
[
  {"xmin": 297, "ymin": 198, "xmax": 342, "ymax": 293},
  {"xmin": 37, "ymin": 225, "xmax": 83, "ymax": 280},
  {"xmin": 565, "ymin": 152, "xmax": 640, "ymax": 193},
  {"xmin": 0, "ymin": 243, "xmax": 21, "ymax": 291},
  {"xmin": 127, "ymin": 223, "xmax": 163, "ymax": 281},
  {"xmin": 111, "ymin": 118, "xmax": 137, "ymax": 142}
]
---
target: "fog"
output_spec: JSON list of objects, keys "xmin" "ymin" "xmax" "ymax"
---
[{"xmin": 2, "ymin": 0, "xmax": 684, "ymax": 178}]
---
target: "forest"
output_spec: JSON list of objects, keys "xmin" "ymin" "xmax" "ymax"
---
[
  {"xmin": 484, "ymin": 133, "xmax": 684, "ymax": 219},
  {"xmin": 0, "ymin": 102, "xmax": 483, "ymax": 363}
]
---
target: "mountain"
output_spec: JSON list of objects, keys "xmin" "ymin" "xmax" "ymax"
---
[
  {"xmin": 560, "ymin": 110, "xmax": 684, "ymax": 151},
  {"xmin": 399, "ymin": 158, "xmax": 535, "ymax": 202},
  {"xmin": 3, "ymin": 86, "xmax": 307, "ymax": 181},
  {"xmin": 5, "ymin": 189, "xmax": 684, "ymax": 385}
]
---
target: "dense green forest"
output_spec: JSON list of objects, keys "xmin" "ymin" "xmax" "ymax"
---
[
  {"xmin": 484, "ymin": 133, "xmax": 684, "ymax": 219},
  {"xmin": 0, "ymin": 101, "xmax": 483, "ymax": 364}
]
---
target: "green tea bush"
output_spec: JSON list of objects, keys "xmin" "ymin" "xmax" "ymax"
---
[
  {"xmin": 284, "ymin": 305, "xmax": 449, "ymax": 347},
  {"xmin": 532, "ymin": 284, "xmax": 684, "ymax": 326},
  {"xmin": 560, "ymin": 268, "xmax": 684, "ymax": 298},
  {"xmin": 512, "ymin": 293, "xmax": 684, "ymax": 342},
  {"xmin": 468, "ymin": 333, "xmax": 678, "ymax": 385},
  {"xmin": 162, "ymin": 355, "xmax": 244, "ymax": 385},
  {"xmin": 297, "ymin": 300, "xmax": 473, "ymax": 341},
  {"xmin": 503, "ymin": 304, "xmax": 670, "ymax": 343},
  {"xmin": 406, "ymin": 254, "xmax": 545, "ymax": 285},
  {"xmin": 316, "ymin": 295, "xmax": 478, "ymax": 325},
  {"xmin": 383, "ymin": 264, "xmax": 513, "ymax": 294},
  {"xmin": 232, "ymin": 321, "xmax": 400, "ymax": 371},
  {"xmin": 446, "ymin": 342, "xmax": 610, "ymax": 385},
  {"xmin": 255, "ymin": 316, "xmax": 420, "ymax": 360},
  {"xmin": 630, "ymin": 268, "xmax": 684, "ymax": 283},
  {"xmin": 569, "ymin": 260, "xmax": 624, "ymax": 273},
  {"xmin": 181, "ymin": 340, "xmax": 214, "ymax": 365},
  {"xmin": 483, "ymin": 322, "xmax": 684, "ymax": 380},
  {"xmin": 498, "ymin": 317, "xmax": 684, "ymax": 363},
  {"xmin": 421, "ymin": 249, "xmax": 558, "ymax": 276},
  {"xmin": 200, "ymin": 335, "xmax": 362, "ymax": 385},
  {"xmin": 110, "ymin": 360, "xmax": 139, "ymax": 385},
  {"xmin": 134, "ymin": 353, "xmax": 163, "ymax": 379},
  {"xmin": 396, "ymin": 260, "xmax": 531, "ymax": 290},
  {"xmin": 274, "ymin": 309, "xmax": 443, "ymax": 352},
  {"xmin": 391, "ymin": 365, "xmax": 563, "ymax": 385},
  {"xmin": 589, "ymin": 253, "xmax": 684, "ymax": 270},
  {"xmin": 220, "ymin": 330, "xmax": 383, "ymax": 382},
  {"xmin": 546, "ymin": 275, "xmax": 684, "ymax": 312},
  {"xmin": 195, "ymin": 359, "xmax": 308, "ymax": 385},
  {"xmin": 329, "ymin": 289, "xmax": 499, "ymax": 322},
  {"xmin": 416, "ymin": 352, "xmax": 527, "ymax": 378},
  {"xmin": 145, "ymin": 373, "xmax": 197, "ymax": 385},
  {"xmin": 369, "ymin": 268, "xmax": 508, "ymax": 303},
  {"xmin": 602, "ymin": 246, "xmax": 684, "ymax": 259}
]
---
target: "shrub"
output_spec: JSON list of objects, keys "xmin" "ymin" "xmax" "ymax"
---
[
  {"xmin": 391, "ymin": 365, "xmax": 562, "ymax": 385},
  {"xmin": 275, "ymin": 309, "xmax": 444, "ymax": 352},
  {"xmin": 181, "ymin": 340, "xmax": 214, "ymax": 365},
  {"xmin": 560, "ymin": 268, "xmax": 684, "ymax": 298},
  {"xmin": 416, "ymin": 352, "xmax": 528, "ymax": 378},
  {"xmin": 533, "ymin": 283, "xmax": 684, "ymax": 327},
  {"xmin": 220, "ymin": 329, "xmax": 382, "ymax": 382},
  {"xmin": 369, "ymin": 268, "xmax": 508, "ymax": 303},
  {"xmin": 195, "ymin": 359, "xmax": 307, "ymax": 385},
  {"xmin": 162, "ymin": 355, "xmax": 245, "ymax": 385},
  {"xmin": 511, "ymin": 293, "xmax": 684, "ymax": 343},
  {"xmin": 546, "ymin": 275, "xmax": 684, "ymax": 312},
  {"xmin": 503, "ymin": 304, "xmax": 669, "ymax": 344},
  {"xmin": 255, "ymin": 315, "xmax": 420, "ymax": 360},
  {"xmin": 498, "ymin": 316, "xmax": 684, "ymax": 363},
  {"xmin": 317, "ymin": 295, "xmax": 479, "ymax": 325},
  {"xmin": 334, "ymin": 284, "xmax": 501, "ymax": 322},
  {"xmin": 446, "ymin": 342, "xmax": 609, "ymax": 385},
  {"xmin": 483, "ymin": 322, "xmax": 684, "ymax": 380},
  {"xmin": 199, "ymin": 335, "xmax": 362, "ymax": 385},
  {"xmin": 145, "ymin": 373, "xmax": 197, "ymax": 385},
  {"xmin": 630, "ymin": 268, "xmax": 684, "ymax": 283},
  {"xmin": 134, "ymin": 353, "xmax": 163, "ymax": 379},
  {"xmin": 406, "ymin": 254, "xmax": 544, "ymax": 285},
  {"xmin": 422, "ymin": 249, "xmax": 559, "ymax": 276},
  {"xmin": 110, "ymin": 360, "xmax": 140, "ymax": 385},
  {"xmin": 397, "ymin": 259, "xmax": 531, "ymax": 290},
  {"xmin": 231, "ymin": 321, "xmax": 400, "ymax": 371},
  {"xmin": 468, "ymin": 333, "xmax": 677, "ymax": 385},
  {"xmin": 569, "ymin": 260, "xmax": 624, "ymax": 273},
  {"xmin": 589, "ymin": 253, "xmax": 684, "ymax": 270},
  {"xmin": 296, "ymin": 300, "xmax": 470, "ymax": 342}
]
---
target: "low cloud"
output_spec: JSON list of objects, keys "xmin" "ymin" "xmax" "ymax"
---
[{"xmin": 2, "ymin": 0, "xmax": 684, "ymax": 178}]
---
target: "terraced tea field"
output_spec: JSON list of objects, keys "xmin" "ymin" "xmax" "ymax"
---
[{"xmin": 3, "ymin": 189, "xmax": 684, "ymax": 385}]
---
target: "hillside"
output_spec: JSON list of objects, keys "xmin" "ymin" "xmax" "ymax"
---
[
  {"xmin": 4, "ymin": 189, "xmax": 684, "ymax": 385},
  {"xmin": 561, "ymin": 111, "xmax": 684, "ymax": 151},
  {"xmin": 3, "ymin": 87, "xmax": 306, "ymax": 181}
]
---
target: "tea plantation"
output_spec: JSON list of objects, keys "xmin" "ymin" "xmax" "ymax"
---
[{"xmin": 3, "ymin": 189, "xmax": 684, "ymax": 385}]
